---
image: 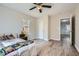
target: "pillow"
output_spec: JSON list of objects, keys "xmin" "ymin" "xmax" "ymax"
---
[
  {"xmin": 0, "ymin": 36, "xmax": 3, "ymax": 40},
  {"xmin": 2, "ymin": 34, "xmax": 7, "ymax": 40},
  {"xmin": 0, "ymin": 34, "xmax": 15, "ymax": 40},
  {"xmin": 1, "ymin": 36, "xmax": 4, "ymax": 40},
  {"xmin": 8, "ymin": 34, "xmax": 15, "ymax": 39},
  {"xmin": 0, "ymin": 34, "xmax": 8, "ymax": 40},
  {"xmin": 0, "ymin": 49, "xmax": 5, "ymax": 56},
  {"xmin": 0, "ymin": 35, "xmax": 3, "ymax": 41},
  {"xmin": 3, "ymin": 46, "xmax": 15, "ymax": 54},
  {"xmin": 5, "ymin": 35, "xmax": 10, "ymax": 39}
]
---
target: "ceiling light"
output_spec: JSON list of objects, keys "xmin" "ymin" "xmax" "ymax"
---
[{"xmin": 37, "ymin": 5, "xmax": 42, "ymax": 10}]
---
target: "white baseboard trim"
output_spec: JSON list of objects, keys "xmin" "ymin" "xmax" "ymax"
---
[
  {"xmin": 75, "ymin": 44, "xmax": 79, "ymax": 52},
  {"xmin": 49, "ymin": 38, "xmax": 60, "ymax": 41}
]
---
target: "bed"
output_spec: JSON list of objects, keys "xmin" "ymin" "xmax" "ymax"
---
[{"xmin": 0, "ymin": 38, "xmax": 34, "ymax": 56}]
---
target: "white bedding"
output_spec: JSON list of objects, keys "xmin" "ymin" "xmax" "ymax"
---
[
  {"xmin": 0, "ymin": 38, "xmax": 35, "ymax": 56},
  {"xmin": 1, "ymin": 38, "xmax": 25, "ymax": 47},
  {"xmin": 5, "ymin": 43, "xmax": 35, "ymax": 56},
  {"xmin": 0, "ymin": 43, "xmax": 4, "ymax": 49},
  {"xmin": 0, "ymin": 39, "xmax": 46, "ymax": 56},
  {"xmin": 5, "ymin": 42, "xmax": 41, "ymax": 56},
  {"xmin": 5, "ymin": 50, "xmax": 19, "ymax": 56}
]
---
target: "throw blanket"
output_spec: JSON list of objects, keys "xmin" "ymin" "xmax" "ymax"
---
[{"xmin": 0, "ymin": 40, "xmax": 33, "ymax": 56}]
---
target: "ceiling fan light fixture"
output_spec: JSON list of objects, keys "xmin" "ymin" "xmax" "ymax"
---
[
  {"xmin": 37, "ymin": 5, "xmax": 42, "ymax": 10},
  {"xmin": 29, "ymin": 3, "xmax": 52, "ymax": 13}
]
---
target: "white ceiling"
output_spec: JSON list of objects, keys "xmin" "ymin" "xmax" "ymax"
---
[{"xmin": 1, "ymin": 3, "xmax": 77, "ymax": 18}]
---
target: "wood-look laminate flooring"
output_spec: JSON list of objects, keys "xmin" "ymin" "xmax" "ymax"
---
[
  {"xmin": 21, "ymin": 39, "xmax": 79, "ymax": 56},
  {"xmin": 33, "ymin": 40, "xmax": 79, "ymax": 56}
]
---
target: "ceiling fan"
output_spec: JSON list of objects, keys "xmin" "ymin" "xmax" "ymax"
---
[{"xmin": 29, "ymin": 3, "xmax": 52, "ymax": 13}]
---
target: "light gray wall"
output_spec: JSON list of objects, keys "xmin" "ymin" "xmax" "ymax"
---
[
  {"xmin": 74, "ymin": 4, "xmax": 79, "ymax": 52},
  {"xmin": 36, "ymin": 10, "xmax": 74, "ymax": 41},
  {"xmin": 0, "ymin": 6, "xmax": 23, "ymax": 35},
  {"xmin": 0, "ymin": 5, "xmax": 37, "ymax": 40},
  {"xmin": 37, "ymin": 15, "xmax": 49, "ymax": 41},
  {"xmin": 49, "ymin": 11, "xmax": 74, "ymax": 41},
  {"xmin": 29, "ymin": 19, "xmax": 38, "ymax": 40}
]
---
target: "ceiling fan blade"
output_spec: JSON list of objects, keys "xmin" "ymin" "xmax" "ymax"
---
[
  {"xmin": 33, "ymin": 3, "xmax": 43, "ymax": 5},
  {"xmin": 29, "ymin": 6, "xmax": 36, "ymax": 10},
  {"xmin": 39, "ymin": 9, "xmax": 42, "ymax": 13},
  {"xmin": 42, "ymin": 5, "xmax": 51, "ymax": 8}
]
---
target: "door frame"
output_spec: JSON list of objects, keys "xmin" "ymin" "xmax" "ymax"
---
[
  {"xmin": 60, "ymin": 18, "xmax": 72, "ymax": 45},
  {"xmin": 71, "ymin": 16, "xmax": 75, "ymax": 47},
  {"xmin": 60, "ymin": 16, "xmax": 75, "ymax": 47}
]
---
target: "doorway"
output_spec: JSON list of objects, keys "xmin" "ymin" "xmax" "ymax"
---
[
  {"xmin": 60, "ymin": 18, "xmax": 72, "ymax": 46},
  {"xmin": 60, "ymin": 17, "xmax": 75, "ymax": 47}
]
